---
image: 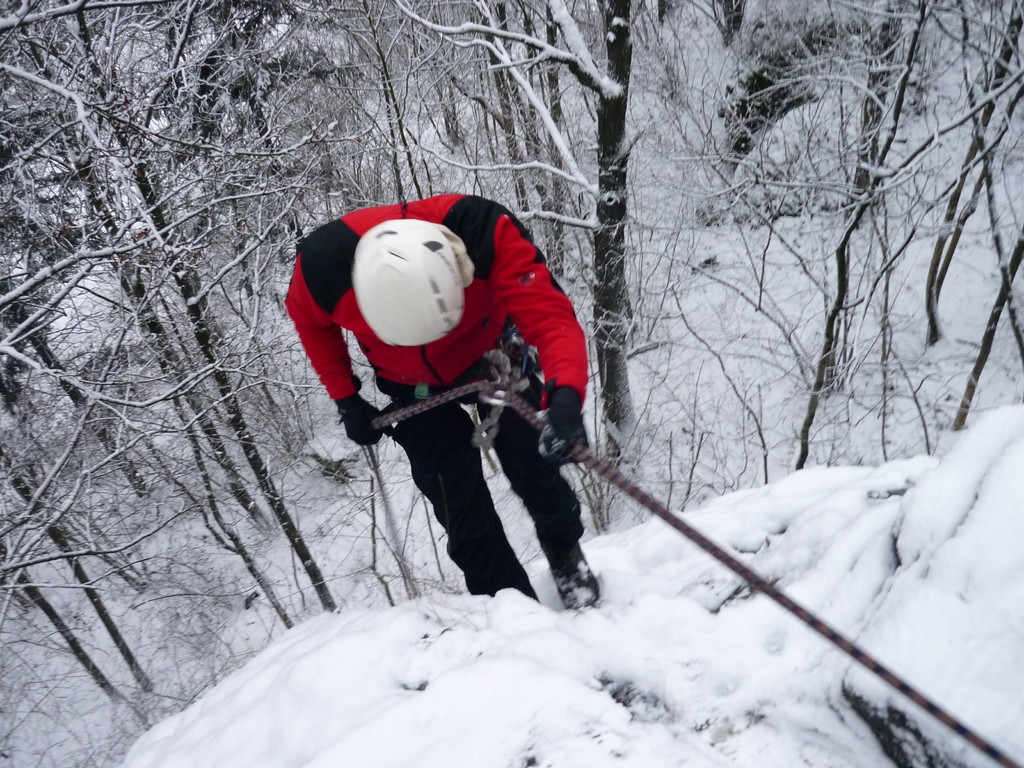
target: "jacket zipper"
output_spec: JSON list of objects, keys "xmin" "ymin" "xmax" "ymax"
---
[{"xmin": 420, "ymin": 345, "xmax": 443, "ymax": 383}]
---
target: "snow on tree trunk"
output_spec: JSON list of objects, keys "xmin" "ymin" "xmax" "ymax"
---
[{"xmin": 593, "ymin": 1, "xmax": 637, "ymax": 454}]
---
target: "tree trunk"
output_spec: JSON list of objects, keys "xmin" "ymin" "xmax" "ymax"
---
[
  {"xmin": 486, "ymin": 3, "xmax": 531, "ymax": 211},
  {"xmin": 593, "ymin": 0, "xmax": 637, "ymax": 454},
  {"xmin": 17, "ymin": 572, "xmax": 125, "ymax": 704},
  {"xmin": 47, "ymin": 525, "xmax": 154, "ymax": 692},
  {"xmin": 361, "ymin": 0, "xmax": 424, "ymax": 201},
  {"xmin": 719, "ymin": 0, "xmax": 746, "ymax": 46},
  {"xmin": 3, "ymin": 441, "xmax": 154, "ymax": 693},
  {"xmin": 925, "ymin": 8, "xmax": 1023, "ymax": 345},
  {"xmin": 77, "ymin": 11, "xmax": 339, "ymax": 611},
  {"xmin": 796, "ymin": 3, "xmax": 925, "ymax": 469},
  {"xmin": 952, "ymin": 220, "xmax": 1024, "ymax": 430},
  {"xmin": 795, "ymin": 205, "xmax": 866, "ymax": 469},
  {"xmin": 182, "ymin": 424, "xmax": 296, "ymax": 629},
  {"xmin": 169, "ymin": 263, "xmax": 337, "ymax": 612}
]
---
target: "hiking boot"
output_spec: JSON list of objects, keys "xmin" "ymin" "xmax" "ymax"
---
[{"xmin": 541, "ymin": 542, "xmax": 600, "ymax": 610}]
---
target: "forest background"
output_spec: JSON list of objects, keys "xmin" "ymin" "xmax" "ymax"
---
[{"xmin": 1, "ymin": 0, "xmax": 1022, "ymax": 765}]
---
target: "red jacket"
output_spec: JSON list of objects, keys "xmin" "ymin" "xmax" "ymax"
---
[{"xmin": 285, "ymin": 194, "xmax": 588, "ymax": 403}]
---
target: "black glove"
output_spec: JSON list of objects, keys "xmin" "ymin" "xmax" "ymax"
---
[
  {"xmin": 335, "ymin": 394, "xmax": 385, "ymax": 446},
  {"xmin": 539, "ymin": 386, "xmax": 588, "ymax": 464}
]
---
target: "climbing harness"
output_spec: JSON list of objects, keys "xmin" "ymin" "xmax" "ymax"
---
[
  {"xmin": 471, "ymin": 342, "xmax": 532, "ymax": 451},
  {"xmin": 369, "ymin": 376, "xmax": 1022, "ymax": 768}
]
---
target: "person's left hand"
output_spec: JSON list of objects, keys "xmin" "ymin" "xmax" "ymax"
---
[{"xmin": 539, "ymin": 386, "xmax": 588, "ymax": 464}]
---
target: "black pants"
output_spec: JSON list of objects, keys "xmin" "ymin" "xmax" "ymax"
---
[{"xmin": 384, "ymin": 379, "xmax": 584, "ymax": 599}]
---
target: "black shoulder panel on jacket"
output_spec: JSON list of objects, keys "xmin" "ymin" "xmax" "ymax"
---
[
  {"xmin": 442, "ymin": 195, "xmax": 546, "ymax": 279},
  {"xmin": 296, "ymin": 219, "xmax": 360, "ymax": 315}
]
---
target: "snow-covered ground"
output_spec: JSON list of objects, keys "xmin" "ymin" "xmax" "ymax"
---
[{"xmin": 119, "ymin": 407, "xmax": 1024, "ymax": 768}]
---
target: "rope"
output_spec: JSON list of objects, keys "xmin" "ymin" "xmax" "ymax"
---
[
  {"xmin": 372, "ymin": 380, "xmax": 490, "ymax": 430},
  {"xmin": 370, "ymin": 380, "xmax": 1022, "ymax": 768}
]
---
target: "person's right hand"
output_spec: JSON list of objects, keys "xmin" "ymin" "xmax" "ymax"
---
[
  {"xmin": 335, "ymin": 394, "xmax": 385, "ymax": 445},
  {"xmin": 539, "ymin": 386, "xmax": 588, "ymax": 464}
]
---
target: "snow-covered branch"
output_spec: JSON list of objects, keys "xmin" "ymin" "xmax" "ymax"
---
[
  {"xmin": 394, "ymin": 0, "xmax": 623, "ymax": 98},
  {"xmin": 0, "ymin": 0, "xmax": 174, "ymax": 32}
]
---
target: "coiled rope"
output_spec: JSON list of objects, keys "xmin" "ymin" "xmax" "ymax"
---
[{"xmin": 370, "ymin": 379, "xmax": 1021, "ymax": 768}]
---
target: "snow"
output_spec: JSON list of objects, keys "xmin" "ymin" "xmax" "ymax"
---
[
  {"xmin": 119, "ymin": 407, "xmax": 1024, "ymax": 768},
  {"xmin": 7, "ymin": 3, "xmax": 1024, "ymax": 766}
]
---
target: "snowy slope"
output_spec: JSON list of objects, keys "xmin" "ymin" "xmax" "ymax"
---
[{"xmin": 119, "ymin": 408, "xmax": 1024, "ymax": 768}]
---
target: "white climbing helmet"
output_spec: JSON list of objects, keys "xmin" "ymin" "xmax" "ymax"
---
[{"xmin": 352, "ymin": 219, "xmax": 475, "ymax": 346}]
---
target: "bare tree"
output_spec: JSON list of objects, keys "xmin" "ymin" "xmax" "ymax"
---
[
  {"xmin": 397, "ymin": 0, "xmax": 639, "ymax": 454},
  {"xmin": 924, "ymin": 5, "xmax": 1024, "ymax": 346},
  {"xmin": 0, "ymin": 2, "xmax": 379, "ymax": 758}
]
